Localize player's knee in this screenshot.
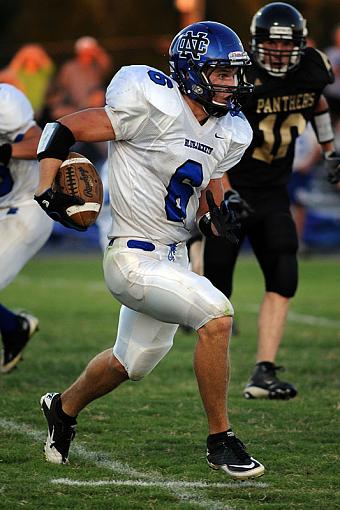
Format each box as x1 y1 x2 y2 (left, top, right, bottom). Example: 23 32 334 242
212 294 234 321
124 340 173 381
266 253 298 298
195 293 234 332
110 354 128 375
202 314 233 336
219 295 234 318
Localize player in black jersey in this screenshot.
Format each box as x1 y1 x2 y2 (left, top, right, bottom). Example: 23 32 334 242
203 2 340 400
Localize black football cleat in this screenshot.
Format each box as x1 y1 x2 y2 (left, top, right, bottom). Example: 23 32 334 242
1 312 39 374
243 362 297 400
207 430 265 479
40 392 77 464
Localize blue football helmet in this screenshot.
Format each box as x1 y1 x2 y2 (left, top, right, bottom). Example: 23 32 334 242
169 21 252 117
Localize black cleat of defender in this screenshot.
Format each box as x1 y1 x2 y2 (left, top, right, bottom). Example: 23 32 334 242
1 312 39 374
40 392 76 464
207 430 265 480
243 362 297 400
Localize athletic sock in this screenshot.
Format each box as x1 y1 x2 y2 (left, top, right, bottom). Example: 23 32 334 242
207 429 233 447
55 395 77 425
256 361 275 369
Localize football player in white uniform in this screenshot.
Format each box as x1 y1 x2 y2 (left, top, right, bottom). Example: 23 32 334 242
35 22 265 479
0 84 53 373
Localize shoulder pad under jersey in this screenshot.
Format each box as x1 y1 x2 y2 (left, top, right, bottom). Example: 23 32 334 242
106 65 182 118
140 65 183 117
218 111 253 145
301 47 334 85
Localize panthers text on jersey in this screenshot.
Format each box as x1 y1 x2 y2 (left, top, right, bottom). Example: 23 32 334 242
0 84 39 208
104 65 252 244
228 47 334 191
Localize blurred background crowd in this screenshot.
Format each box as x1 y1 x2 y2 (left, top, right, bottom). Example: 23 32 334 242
1 0 340 253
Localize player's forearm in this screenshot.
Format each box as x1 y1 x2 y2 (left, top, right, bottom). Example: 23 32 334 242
197 179 224 220
11 125 42 160
36 158 63 194
320 140 335 155
222 172 232 192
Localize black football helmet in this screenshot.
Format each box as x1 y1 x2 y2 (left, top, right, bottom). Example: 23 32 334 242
250 2 307 77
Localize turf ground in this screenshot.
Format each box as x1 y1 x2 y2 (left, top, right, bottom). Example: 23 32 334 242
0 253 339 510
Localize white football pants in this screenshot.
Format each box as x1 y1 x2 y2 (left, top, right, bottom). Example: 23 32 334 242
0 200 53 290
103 237 233 380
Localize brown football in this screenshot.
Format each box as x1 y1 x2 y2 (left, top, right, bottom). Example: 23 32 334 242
54 152 103 229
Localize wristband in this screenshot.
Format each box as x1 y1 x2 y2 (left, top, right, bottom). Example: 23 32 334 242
312 110 334 144
37 121 75 161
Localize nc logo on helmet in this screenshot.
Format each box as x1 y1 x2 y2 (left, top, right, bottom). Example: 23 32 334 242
178 31 209 60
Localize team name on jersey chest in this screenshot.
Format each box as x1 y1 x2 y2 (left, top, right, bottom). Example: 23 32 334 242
184 138 214 155
256 92 316 114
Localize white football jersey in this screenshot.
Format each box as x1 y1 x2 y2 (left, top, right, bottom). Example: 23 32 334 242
0 84 38 208
105 65 252 244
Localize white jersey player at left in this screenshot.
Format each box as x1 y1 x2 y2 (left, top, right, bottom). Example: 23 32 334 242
35 21 265 480
0 84 53 374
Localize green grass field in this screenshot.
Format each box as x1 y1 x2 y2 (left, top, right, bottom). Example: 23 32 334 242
0 253 339 510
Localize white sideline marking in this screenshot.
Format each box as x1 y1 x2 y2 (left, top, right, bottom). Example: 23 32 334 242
0 419 268 510
52 477 268 490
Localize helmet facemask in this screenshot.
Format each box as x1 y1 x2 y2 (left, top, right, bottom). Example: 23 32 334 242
252 35 306 77
170 56 252 117
199 61 253 116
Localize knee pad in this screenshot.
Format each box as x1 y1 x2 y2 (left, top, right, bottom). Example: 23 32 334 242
115 337 174 381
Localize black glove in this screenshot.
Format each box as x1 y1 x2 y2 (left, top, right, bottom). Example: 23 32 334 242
34 188 87 232
324 151 340 184
223 189 254 220
206 189 240 243
0 144 12 166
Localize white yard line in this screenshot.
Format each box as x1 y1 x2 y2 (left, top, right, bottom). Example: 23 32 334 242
0 418 268 510
52 477 268 489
